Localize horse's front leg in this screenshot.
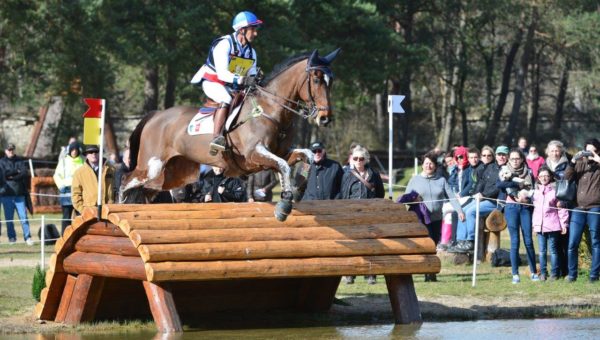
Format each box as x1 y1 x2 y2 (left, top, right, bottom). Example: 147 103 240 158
285 148 314 166
254 144 294 221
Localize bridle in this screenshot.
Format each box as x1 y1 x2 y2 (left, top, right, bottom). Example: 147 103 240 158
253 64 333 121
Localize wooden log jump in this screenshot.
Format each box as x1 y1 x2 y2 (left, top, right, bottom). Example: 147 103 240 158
35 199 440 333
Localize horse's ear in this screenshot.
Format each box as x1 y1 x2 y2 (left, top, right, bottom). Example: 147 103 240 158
323 48 341 64
308 50 320 67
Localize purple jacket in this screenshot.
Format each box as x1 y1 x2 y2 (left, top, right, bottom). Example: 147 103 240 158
531 183 569 233
398 191 432 225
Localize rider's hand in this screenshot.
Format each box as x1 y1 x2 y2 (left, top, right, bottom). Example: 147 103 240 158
243 75 257 87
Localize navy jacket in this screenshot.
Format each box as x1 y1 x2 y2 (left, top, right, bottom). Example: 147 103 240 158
302 158 344 201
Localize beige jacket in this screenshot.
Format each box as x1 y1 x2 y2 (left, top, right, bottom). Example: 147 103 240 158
71 161 115 213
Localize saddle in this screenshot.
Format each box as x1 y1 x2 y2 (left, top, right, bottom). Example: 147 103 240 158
188 91 246 136
200 91 245 115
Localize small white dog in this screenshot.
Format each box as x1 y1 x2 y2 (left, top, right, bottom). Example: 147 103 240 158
498 165 533 200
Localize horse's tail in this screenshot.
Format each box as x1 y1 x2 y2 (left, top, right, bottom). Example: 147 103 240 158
128 110 160 171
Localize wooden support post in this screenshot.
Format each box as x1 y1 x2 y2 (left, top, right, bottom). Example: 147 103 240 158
55 275 77 322
384 274 422 324
143 281 182 333
63 274 105 324
296 277 341 311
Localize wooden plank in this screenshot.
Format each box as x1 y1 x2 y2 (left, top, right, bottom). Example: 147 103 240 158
36 272 67 320
296 277 341 311
75 235 139 257
63 274 106 324
122 212 417 231
86 221 126 237
104 199 394 214
139 237 435 262
63 252 147 280
143 281 182 333
112 203 405 221
385 275 422 324
55 275 77 322
146 254 441 281
130 223 428 246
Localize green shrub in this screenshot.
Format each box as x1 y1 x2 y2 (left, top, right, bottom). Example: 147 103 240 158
32 265 46 302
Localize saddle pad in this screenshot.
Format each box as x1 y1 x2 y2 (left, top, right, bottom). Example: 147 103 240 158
187 110 214 136
187 105 243 136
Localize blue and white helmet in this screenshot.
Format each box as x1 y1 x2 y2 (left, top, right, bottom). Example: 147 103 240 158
232 11 263 31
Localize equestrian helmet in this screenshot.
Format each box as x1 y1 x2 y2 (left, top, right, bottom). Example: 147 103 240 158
232 11 263 31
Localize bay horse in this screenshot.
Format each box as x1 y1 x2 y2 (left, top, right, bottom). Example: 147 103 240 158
120 49 340 221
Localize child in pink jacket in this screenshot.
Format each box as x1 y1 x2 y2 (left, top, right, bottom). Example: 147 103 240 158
532 167 569 280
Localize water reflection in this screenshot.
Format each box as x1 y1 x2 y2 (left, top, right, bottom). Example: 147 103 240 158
7 318 600 339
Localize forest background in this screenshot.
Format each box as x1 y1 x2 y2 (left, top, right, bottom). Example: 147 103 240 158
1 0 599 162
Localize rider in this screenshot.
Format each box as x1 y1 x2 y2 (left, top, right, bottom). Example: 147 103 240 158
190 11 262 154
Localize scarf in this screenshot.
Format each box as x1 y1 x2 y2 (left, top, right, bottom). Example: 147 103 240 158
545 155 568 172
508 161 532 188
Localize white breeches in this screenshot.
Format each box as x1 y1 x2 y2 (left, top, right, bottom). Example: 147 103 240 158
202 81 232 104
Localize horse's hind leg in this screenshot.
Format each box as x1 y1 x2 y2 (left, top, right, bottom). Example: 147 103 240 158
253 144 294 221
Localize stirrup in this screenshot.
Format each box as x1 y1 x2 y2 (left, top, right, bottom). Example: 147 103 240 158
209 136 226 155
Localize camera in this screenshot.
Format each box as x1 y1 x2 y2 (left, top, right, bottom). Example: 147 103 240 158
580 151 594 158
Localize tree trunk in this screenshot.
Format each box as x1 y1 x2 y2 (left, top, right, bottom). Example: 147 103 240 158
552 58 570 137
143 64 159 114
528 48 542 143
484 32 522 146
503 9 536 146
164 64 176 109
376 93 385 145
440 6 466 150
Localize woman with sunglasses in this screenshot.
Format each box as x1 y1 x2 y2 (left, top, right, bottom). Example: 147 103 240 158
340 145 384 285
496 148 538 284
405 152 465 281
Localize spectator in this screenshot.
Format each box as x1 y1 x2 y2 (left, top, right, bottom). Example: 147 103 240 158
406 152 465 281
544 139 571 276
450 145 508 253
0 144 34 245
71 145 115 214
53 142 84 234
497 148 538 283
177 165 210 203
341 145 385 200
526 145 545 180
58 136 78 160
440 146 474 250
564 138 600 283
340 145 384 284
301 141 343 201
247 169 278 202
517 136 528 155
439 151 456 179
532 167 569 281
113 148 131 201
202 166 247 203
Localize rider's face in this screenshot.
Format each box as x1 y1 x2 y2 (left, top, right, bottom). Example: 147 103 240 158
243 27 258 43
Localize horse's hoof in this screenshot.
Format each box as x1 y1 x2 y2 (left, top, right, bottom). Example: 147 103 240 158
274 200 292 222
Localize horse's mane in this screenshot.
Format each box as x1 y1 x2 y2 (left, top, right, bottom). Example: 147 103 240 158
262 52 311 85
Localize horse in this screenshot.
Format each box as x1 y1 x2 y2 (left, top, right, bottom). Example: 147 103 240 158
120 48 340 221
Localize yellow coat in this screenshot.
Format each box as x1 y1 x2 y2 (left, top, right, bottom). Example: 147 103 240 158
71 161 115 213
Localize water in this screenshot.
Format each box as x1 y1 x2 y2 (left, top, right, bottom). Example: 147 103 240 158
3 318 599 339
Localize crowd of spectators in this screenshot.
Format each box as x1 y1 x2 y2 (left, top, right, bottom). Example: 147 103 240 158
1 136 598 285
420 137 600 284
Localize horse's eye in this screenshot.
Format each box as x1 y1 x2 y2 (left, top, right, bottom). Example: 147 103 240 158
313 77 321 85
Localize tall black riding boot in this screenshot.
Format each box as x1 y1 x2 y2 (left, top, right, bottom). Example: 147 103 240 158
209 103 229 155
